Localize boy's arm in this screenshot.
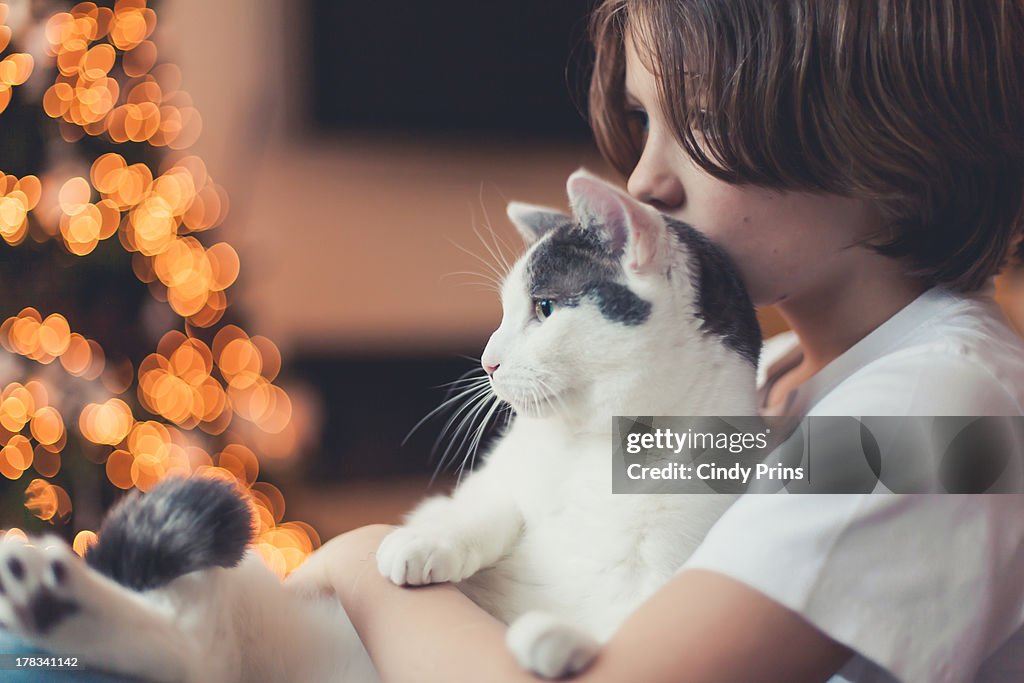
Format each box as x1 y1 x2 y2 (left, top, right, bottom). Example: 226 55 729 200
302 525 852 683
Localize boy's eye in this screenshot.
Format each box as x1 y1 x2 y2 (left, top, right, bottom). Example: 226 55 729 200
534 299 556 321
626 108 649 137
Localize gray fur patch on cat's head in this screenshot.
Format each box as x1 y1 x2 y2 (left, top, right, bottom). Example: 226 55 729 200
666 219 761 366
526 223 652 326
562 168 760 365
510 170 761 364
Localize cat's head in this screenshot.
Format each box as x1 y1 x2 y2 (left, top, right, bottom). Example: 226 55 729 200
482 169 761 428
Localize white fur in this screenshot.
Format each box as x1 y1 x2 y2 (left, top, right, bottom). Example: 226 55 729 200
0 539 374 682
379 170 757 676
0 170 756 681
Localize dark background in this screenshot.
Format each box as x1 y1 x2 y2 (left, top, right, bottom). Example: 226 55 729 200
309 0 595 140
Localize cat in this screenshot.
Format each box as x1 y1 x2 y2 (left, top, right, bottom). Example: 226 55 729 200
0 168 760 681
0 476 375 682
373 168 760 677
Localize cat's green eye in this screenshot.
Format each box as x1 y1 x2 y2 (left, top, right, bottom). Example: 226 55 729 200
534 299 556 321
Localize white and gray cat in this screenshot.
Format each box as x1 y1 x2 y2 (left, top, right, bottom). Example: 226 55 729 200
0 169 760 682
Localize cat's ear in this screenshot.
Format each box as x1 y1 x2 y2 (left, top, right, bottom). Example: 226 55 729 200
506 202 568 245
566 168 666 274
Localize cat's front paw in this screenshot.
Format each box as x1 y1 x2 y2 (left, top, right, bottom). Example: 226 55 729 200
506 611 601 679
376 527 481 586
0 537 81 639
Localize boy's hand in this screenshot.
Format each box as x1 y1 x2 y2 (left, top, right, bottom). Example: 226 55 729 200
285 524 396 598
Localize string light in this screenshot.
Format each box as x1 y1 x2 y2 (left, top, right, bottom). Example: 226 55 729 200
0 3 33 115
0 175 41 247
1 0 317 575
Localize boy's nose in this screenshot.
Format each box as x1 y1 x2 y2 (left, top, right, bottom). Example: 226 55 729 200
627 144 686 210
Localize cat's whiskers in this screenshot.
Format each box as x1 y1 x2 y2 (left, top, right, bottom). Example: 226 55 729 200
533 376 571 418
429 389 494 485
447 237 508 284
435 384 495 457
527 385 544 417
440 270 502 293
442 389 501 487
471 219 513 280
473 187 516 277
403 358 509 486
450 395 496 484
462 393 503 481
403 373 492 448
500 401 513 428
435 374 491 390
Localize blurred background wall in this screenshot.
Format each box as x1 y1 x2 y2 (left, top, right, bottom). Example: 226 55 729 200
158 0 625 502
163 0 602 351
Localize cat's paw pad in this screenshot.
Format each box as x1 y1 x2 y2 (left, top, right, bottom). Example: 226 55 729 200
0 537 81 637
376 528 479 586
506 611 600 679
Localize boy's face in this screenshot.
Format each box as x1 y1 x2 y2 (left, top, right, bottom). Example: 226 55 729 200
623 33 885 308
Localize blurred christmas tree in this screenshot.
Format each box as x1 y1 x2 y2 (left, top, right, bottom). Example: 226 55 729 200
0 0 318 576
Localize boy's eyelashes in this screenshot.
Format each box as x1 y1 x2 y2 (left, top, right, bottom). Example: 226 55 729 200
625 106 708 137
626 107 650 140
627 107 649 129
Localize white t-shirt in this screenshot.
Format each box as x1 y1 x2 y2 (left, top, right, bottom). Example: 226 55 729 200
682 286 1024 682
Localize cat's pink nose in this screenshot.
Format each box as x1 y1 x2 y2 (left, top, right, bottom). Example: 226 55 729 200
483 362 500 376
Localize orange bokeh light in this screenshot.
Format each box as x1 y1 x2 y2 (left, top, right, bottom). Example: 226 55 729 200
32 443 62 478
6 0 313 573
73 530 99 556
30 406 65 446
80 398 134 445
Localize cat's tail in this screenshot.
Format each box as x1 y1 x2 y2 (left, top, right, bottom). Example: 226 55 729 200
84 476 254 591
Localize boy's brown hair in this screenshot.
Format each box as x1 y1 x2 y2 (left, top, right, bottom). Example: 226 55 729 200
589 0 1024 291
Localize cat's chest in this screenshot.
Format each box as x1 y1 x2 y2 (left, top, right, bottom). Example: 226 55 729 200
473 421 734 630
500 429 718 576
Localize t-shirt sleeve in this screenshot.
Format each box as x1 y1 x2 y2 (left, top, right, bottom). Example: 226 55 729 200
682 493 1024 683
